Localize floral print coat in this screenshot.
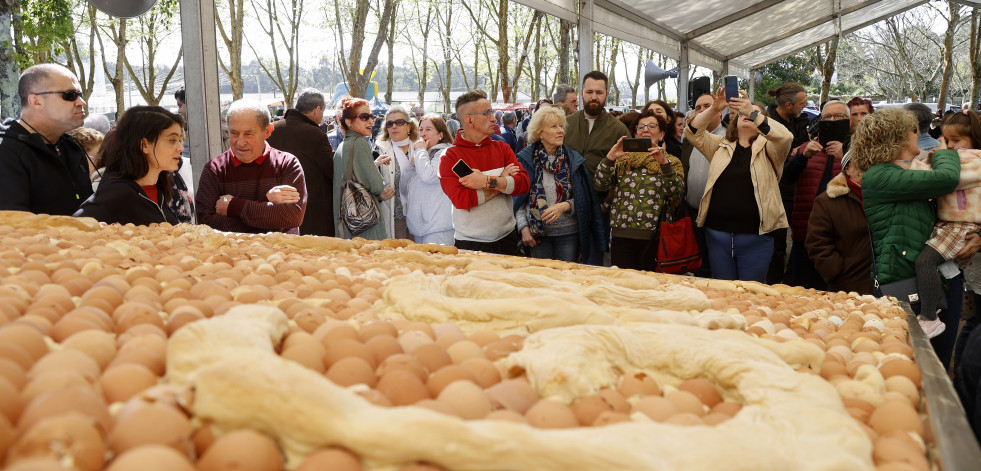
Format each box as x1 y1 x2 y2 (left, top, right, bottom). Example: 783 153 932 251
593 154 686 231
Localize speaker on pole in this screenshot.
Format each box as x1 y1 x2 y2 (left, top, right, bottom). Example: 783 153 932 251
644 61 678 91
87 0 158 18
687 77 711 110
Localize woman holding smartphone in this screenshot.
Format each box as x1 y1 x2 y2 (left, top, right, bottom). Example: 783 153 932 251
594 110 685 270
688 88 793 282
332 97 395 240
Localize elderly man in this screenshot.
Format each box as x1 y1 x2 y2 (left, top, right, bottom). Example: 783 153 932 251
196 99 307 234
782 100 852 290
439 89 529 255
267 88 334 237
564 71 630 180
500 111 519 153
0 63 92 215
552 84 579 116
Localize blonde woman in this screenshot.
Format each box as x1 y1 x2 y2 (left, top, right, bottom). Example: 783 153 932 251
514 106 606 264
376 105 421 240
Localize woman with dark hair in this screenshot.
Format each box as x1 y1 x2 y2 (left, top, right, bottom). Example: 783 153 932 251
642 99 681 159
74 106 184 225
332 97 394 240
595 110 684 270
407 114 455 245
688 88 793 282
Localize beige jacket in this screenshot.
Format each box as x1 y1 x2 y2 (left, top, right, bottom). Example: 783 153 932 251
689 118 793 235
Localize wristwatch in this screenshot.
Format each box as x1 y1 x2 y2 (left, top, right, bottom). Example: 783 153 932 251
748 110 760 122
488 176 498 189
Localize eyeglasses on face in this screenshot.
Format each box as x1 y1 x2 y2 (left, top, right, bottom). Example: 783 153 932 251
386 119 408 128
356 113 374 122
34 90 83 101
636 124 659 131
822 113 849 120
467 108 495 118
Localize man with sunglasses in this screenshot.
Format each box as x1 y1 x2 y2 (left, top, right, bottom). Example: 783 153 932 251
0 63 93 216
439 89 529 255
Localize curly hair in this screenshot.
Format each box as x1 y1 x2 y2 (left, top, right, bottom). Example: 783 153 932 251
635 110 669 139
850 108 918 171
526 105 566 144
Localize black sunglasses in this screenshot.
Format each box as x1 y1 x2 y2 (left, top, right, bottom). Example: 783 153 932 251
356 112 374 122
386 119 408 128
34 90 83 101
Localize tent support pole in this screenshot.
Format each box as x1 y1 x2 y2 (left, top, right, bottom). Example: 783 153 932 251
180 0 224 189
677 41 690 113
577 0 594 90
748 68 756 102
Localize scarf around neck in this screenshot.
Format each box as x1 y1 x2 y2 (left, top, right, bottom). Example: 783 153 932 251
527 142 572 238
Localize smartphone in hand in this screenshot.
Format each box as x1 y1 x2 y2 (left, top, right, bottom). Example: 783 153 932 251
623 138 653 153
452 159 474 178
723 75 739 102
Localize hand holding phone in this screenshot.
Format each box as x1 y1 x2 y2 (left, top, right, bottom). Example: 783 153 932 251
622 138 652 153
723 75 739 102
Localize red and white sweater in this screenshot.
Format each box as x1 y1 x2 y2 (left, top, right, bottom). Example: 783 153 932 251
438 134 529 242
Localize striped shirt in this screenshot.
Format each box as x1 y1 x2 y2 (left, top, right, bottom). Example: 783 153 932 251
195 143 307 234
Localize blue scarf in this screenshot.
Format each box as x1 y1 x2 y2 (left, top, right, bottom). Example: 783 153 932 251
527 142 572 238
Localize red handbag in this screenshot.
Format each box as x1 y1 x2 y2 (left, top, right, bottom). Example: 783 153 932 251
654 215 702 274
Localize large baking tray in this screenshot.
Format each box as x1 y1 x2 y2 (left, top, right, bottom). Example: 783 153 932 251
905 304 981 470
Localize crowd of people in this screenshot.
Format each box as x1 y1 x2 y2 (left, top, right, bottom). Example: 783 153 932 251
3 63 981 441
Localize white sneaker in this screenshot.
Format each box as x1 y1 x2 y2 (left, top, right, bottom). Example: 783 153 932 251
917 316 946 339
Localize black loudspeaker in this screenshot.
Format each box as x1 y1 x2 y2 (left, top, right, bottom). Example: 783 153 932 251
688 77 711 110
87 0 157 18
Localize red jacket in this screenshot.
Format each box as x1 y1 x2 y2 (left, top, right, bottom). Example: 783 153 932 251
790 145 842 242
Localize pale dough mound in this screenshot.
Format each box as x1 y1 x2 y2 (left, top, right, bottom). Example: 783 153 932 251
168 305 873 471
377 270 712 335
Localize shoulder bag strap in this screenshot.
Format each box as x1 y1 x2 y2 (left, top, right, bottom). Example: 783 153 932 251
866 224 882 293
344 137 357 184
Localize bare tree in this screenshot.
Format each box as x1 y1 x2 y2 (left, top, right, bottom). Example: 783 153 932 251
94 14 127 114
811 37 839 104
432 0 462 111
216 0 247 99
123 0 183 106
971 7 981 108
384 0 399 103
461 0 541 102
247 0 304 108
330 0 396 98
936 2 967 111
620 43 643 108
404 0 435 106
61 2 98 113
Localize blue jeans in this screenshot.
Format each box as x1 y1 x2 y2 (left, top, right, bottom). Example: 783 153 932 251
705 228 773 283
531 233 579 263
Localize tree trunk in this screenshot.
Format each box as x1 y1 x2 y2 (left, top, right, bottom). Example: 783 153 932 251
503 11 542 103
346 0 395 98
215 0 245 99
937 3 962 113
61 5 98 114
608 39 620 106
819 36 839 104
385 1 397 103
441 6 452 112
971 7 981 109
416 2 434 107
531 18 541 100
96 16 127 115
0 2 20 117
559 19 570 85
247 0 303 108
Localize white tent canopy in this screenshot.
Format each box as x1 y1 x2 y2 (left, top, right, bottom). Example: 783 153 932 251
177 0 948 180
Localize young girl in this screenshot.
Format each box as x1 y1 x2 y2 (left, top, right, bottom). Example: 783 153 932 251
914 109 981 338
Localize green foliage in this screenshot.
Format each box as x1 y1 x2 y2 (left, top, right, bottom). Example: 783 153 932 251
753 53 815 103
15 0 74 67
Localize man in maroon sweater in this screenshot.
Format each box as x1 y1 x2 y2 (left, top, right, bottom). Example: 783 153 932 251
196 99 307 234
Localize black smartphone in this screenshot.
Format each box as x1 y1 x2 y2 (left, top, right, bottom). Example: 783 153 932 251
817 119 850 147
724 75 739 101
623 138 652 153
452 159 474 178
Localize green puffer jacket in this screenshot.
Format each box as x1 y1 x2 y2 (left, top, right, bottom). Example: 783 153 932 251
863 149 960 285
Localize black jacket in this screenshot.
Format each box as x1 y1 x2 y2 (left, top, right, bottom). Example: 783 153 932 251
768 105 812 212
267 109 335 236
0 118 94 215
74 171 178 226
